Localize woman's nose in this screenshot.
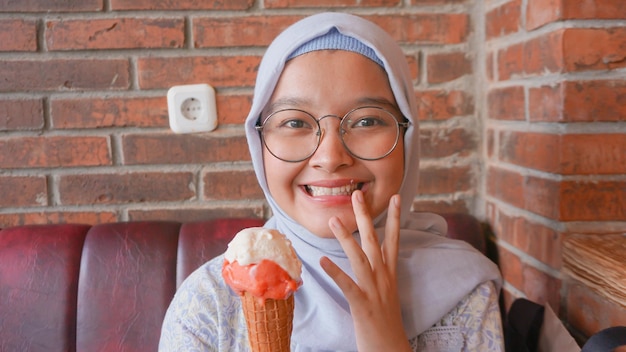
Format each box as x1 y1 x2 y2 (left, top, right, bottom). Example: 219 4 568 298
308 117 354 172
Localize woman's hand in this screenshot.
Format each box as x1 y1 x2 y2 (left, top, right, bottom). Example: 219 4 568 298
320 190 412 352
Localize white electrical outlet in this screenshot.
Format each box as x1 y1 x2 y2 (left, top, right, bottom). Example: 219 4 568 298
167 83 218 133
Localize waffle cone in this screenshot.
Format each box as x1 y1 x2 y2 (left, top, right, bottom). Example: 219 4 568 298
241 292 294 352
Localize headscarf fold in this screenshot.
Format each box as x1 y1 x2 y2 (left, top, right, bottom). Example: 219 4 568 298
244 12 501 351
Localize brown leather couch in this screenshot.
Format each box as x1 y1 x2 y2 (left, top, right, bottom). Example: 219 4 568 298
0 214 483 352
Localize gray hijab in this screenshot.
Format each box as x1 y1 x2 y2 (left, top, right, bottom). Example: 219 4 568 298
244 12 501 351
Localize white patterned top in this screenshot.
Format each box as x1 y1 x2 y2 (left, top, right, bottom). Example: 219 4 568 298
159 255 504 352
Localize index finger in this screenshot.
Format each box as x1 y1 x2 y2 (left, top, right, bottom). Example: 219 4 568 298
351 190 384 272
382 194 401 278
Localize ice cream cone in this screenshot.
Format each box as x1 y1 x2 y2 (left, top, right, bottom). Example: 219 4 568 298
241 291 294 352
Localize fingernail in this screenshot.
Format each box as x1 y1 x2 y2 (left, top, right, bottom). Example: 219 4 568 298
320 256 329 268
329 216 340 229
393 194 400 207
354 190 363 203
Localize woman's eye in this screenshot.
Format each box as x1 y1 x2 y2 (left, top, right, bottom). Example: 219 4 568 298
281 119 311 129
351 116 382 128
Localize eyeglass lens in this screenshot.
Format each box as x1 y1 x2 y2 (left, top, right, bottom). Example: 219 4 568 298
260 107 403 162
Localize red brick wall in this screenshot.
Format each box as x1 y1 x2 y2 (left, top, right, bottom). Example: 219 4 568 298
0 2 475 225
485 0 626 338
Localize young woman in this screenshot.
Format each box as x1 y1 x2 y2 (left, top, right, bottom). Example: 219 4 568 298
160 12 503 351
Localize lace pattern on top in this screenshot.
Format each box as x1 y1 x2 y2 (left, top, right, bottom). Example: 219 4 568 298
159 258 503 352
410 326 463 352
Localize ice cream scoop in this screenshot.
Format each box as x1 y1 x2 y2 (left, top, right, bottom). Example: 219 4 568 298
223 227 301 299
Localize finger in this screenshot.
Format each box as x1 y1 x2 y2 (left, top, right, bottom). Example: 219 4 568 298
382 194 401 280
320 256 362 302
351 190 384 271
328 216 376 290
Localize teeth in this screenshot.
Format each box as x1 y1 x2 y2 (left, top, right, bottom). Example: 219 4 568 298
307 183 361 196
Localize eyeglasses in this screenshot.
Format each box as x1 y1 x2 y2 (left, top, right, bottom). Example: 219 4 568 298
255 106 410 162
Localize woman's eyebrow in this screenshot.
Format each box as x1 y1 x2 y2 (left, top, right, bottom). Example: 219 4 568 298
264 96 400 114
264 97 310 113
356 97 398 109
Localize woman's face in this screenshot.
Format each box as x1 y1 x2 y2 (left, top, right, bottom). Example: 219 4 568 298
263 50 405 238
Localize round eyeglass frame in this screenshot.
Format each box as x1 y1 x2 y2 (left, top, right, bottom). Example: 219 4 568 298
255 106 411 163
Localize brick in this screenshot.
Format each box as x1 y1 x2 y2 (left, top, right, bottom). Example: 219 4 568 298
530 80 626 122
528 84 564 122
560 180 626 221
498 131 561 173
418 165 473 195
265 0 399 7
406 54 420 84
487 167 561 219
194 16 301 48
411 0 466 3
0 212 118 228
216 94 252 125
122 133 250 165
203 170 264 200
0 176 47 207
51 97 168 129
563 80 626 122
0 136 111 169
529 0 626 29
561 134 626 175
426 51 472 84
0 59 129 92
526 0 561 30
486 0 522 39
497 246 524 290
497 30 564 80
368 14 469 44
495 211 563 269
128 207 264 222
0 99 44 131
487 167 525 210
59 172 195 205
563 0 626 20
523 30 564 75
565 281 626 337
415 90 474 121
498 131 626 175
0 0 102 12
419 127 477 159
411 199 469 214
496 244 561 309
497 42 524 80
111 0 253 10
46 18 184 50
492 175 625 221
0 19 37 51
487 86 525 120
563 28 626 72
523 176 561 219
138 56 260 90
522 264 561 310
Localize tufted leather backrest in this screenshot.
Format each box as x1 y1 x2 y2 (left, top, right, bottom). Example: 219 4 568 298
0 224 90 351
0 218 264 352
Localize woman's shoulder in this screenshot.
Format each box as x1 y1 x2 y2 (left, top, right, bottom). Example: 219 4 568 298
160 255 248 350
441 281 500 325
173 254 237 312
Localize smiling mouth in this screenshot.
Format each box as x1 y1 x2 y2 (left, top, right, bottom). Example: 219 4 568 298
304 182 364 196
